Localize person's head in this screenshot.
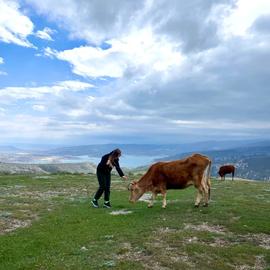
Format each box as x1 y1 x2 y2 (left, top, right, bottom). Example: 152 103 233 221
110 148 121 160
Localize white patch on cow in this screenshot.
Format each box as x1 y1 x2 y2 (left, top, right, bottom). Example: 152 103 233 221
110 210 132 215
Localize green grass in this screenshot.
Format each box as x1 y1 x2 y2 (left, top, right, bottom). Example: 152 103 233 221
0 174 269 269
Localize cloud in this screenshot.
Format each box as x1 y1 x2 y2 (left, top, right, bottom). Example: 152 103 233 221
0 56 7 75
25 0 146 44
25 0 235 50
222 0 270 37
32 104 46 111
0 0 35 47
0 71 7 76
0 114 113 141
1 0 270 143
251 14 270 35
44 27 183 78
35 27 56 41
113 34 270 124
0 80 94 101
0 107 5 116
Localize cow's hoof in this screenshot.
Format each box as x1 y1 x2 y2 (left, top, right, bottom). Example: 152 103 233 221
203 203 208 207
162 206 166 209
147 205 153 208
194 204 199 208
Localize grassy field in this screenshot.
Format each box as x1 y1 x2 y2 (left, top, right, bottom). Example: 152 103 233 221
0 173 269 270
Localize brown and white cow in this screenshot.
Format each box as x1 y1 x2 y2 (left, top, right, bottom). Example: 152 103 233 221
218 165 235 181
128 153 212 208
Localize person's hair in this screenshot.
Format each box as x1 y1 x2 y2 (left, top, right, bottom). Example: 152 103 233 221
110 149 121 161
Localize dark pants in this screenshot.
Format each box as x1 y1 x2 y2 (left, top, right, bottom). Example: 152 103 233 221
94 170 111 202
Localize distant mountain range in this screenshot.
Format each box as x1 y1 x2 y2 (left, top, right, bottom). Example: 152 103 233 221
0 140 270 180
36 140 270 156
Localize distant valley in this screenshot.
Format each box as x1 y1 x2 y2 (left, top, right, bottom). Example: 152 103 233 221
0 140 270 180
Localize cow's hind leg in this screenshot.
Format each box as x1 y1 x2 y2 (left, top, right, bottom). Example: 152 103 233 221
148 192 157 208
161 191 167 209
195 187 203 207
202 183 209 207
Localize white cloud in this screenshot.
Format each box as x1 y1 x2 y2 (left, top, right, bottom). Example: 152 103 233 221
0 56 7 75
32 104 46 111
25 0 146 45
222 0 270 37
1 0 270 143
25 0 236 51
0 114 113 141
0 71 7 76
171 119 270 130
35 27 56 41
0 0 35 47
0 80 94 101
0 107 5 116
45 28 183 78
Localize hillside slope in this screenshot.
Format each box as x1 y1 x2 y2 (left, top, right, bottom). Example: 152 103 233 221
0 162 96 174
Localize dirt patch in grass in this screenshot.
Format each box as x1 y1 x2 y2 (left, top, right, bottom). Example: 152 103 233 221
0 217 35 234
183 223 270 250
116 242 173 270
184 222 227 234
138 193 152 203
0 185 88 234
1 186 88 199
110 210 133 215
158 227 178 234
243 233 270 250
237 255 267 270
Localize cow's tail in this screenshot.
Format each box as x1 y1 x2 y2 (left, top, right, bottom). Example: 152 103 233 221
206 159 212 200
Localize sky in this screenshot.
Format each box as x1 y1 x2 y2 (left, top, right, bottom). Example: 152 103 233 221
0 0 270 145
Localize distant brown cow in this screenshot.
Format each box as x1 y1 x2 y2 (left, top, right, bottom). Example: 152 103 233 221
218 165 235 180
128 153 212 208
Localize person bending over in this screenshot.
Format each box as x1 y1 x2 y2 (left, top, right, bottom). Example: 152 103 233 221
91 148 128 208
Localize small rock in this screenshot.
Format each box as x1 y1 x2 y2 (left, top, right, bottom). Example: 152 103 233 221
80 246 88 251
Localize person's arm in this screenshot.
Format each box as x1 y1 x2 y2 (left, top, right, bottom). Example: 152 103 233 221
114 158 125 178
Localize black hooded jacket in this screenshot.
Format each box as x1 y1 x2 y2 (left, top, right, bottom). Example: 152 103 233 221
97 152 124 177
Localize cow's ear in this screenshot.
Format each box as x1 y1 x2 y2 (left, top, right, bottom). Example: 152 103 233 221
127 183 132 190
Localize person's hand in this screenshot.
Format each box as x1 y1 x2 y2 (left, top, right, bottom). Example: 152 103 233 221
122 175 128 180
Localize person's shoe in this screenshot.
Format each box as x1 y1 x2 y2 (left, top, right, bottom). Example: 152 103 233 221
103 201 111 208
91 199 99 208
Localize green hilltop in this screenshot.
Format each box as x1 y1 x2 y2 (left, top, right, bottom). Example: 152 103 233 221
0 173 269 269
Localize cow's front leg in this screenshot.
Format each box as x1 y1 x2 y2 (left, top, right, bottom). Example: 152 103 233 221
161 192 167 208
148 192 156 208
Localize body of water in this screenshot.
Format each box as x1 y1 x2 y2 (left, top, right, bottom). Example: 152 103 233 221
63 154 165 168
5 153 166 168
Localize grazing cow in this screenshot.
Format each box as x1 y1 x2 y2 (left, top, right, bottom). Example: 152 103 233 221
218 165 235 181
128 153 211 208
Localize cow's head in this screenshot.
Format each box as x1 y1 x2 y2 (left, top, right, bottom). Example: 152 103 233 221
218 171 224 177
128 181 144 203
